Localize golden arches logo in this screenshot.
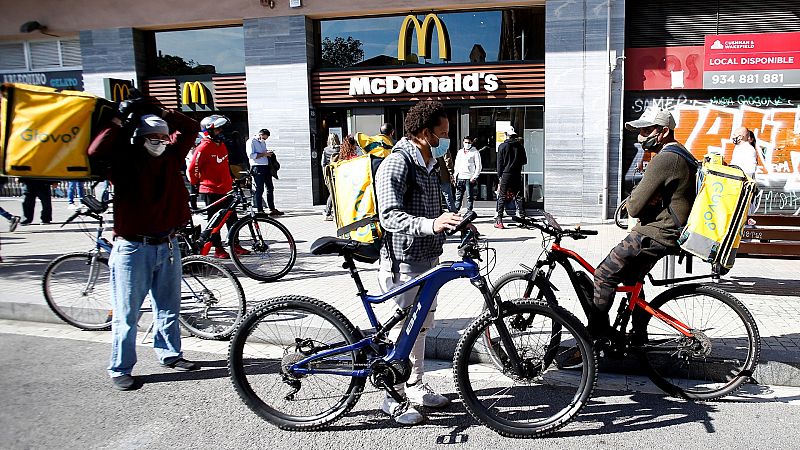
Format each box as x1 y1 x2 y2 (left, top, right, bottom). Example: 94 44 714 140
111 83 130 102
182 81 208 105
397 14 451 62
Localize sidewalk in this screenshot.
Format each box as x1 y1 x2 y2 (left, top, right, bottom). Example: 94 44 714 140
2 197 799 386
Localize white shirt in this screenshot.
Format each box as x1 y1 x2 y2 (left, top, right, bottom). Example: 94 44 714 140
247 136 270 166
729 142 758 179
454 145 482 180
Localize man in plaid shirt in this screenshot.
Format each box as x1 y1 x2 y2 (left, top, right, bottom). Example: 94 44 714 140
375 100 463 425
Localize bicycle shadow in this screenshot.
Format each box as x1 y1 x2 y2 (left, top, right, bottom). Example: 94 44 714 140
717 276 800 297
137 358 230 384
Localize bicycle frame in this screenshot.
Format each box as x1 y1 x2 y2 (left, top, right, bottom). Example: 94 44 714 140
186 183 253 256
289 258 490 378
536 242 695 339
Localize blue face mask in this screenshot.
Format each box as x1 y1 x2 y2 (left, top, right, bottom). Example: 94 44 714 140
429 136 450 159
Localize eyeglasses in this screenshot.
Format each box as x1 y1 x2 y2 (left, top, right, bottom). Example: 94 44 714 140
146 138 170 145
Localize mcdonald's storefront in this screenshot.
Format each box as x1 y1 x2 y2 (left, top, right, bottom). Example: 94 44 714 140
310 7 547 208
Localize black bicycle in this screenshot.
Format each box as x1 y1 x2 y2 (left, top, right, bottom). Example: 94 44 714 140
178 177 296 282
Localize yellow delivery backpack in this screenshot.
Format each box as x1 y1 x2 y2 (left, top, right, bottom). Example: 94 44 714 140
325 150 415 248
678 162 756 270
356 132 393 158
1 83 115 179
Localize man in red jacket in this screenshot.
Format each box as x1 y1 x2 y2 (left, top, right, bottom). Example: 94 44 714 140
188 115 248 259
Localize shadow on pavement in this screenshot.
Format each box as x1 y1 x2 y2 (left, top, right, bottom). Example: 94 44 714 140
719 276 800 297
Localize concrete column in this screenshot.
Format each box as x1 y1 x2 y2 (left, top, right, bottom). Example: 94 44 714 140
544 0 625 221
79 28 147 97
244 16 315 208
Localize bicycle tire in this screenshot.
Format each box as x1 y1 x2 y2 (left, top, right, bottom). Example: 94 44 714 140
228 214 296 282
454 298 597 438
228 296 367 430
632 284 760 400
179 256 246 340
42 252 112 331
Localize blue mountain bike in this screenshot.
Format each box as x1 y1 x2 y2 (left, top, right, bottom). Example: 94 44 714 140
228 213 597 438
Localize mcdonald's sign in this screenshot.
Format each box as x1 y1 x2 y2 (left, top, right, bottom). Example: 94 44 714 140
103 78 133 102
182 81 208 105
397 14 451 62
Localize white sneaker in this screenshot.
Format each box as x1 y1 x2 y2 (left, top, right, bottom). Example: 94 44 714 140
405 381 451 408
381 396 424 425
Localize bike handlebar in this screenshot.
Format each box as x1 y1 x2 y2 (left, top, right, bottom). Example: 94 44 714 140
512 215 597 239
446 210 478 236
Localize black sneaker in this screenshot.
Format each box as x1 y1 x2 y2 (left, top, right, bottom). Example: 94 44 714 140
111 374 141 391
8 216 20 232
161 357 200 372
555 346 584 369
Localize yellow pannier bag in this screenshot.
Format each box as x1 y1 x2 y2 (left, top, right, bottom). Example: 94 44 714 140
326 154 384 244
0 83 114 179
678 163 756 270
356 132 392 158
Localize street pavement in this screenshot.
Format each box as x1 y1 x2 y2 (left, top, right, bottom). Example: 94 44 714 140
1 321 800 449
1 196 800 388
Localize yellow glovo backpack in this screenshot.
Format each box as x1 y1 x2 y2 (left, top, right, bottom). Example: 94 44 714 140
678 156 756 272
1 83 115 179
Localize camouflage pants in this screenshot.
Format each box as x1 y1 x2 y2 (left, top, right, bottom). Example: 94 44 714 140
590 231 671 332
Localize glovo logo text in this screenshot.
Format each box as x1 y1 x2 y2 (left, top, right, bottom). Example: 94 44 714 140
182 81 208 105
397 14 450 62
704 181 724 231
111 83 131 102
19 126 81 144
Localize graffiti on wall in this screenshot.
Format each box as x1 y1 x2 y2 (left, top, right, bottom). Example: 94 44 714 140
629 95 800 215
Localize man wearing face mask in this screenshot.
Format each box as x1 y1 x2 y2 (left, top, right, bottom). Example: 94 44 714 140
375 100 464 425
585 107 696 347
91 108 202 390
729 126 758 179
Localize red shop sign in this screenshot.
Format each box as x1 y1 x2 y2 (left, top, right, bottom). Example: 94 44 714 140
704 32 800 72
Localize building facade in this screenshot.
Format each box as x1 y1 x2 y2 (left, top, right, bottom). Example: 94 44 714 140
25 1 800 219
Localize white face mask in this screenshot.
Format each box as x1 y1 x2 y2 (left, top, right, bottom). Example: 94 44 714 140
144 140 167 157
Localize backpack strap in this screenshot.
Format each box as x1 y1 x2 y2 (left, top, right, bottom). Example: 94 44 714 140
660 143 699 229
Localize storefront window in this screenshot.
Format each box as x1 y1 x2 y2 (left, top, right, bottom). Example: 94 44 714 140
318 8 544 69
151 27 244 76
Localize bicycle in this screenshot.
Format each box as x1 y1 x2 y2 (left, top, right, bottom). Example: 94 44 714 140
42 191 246 340
178 177 296 282
489 210 761 400
228 212 597 438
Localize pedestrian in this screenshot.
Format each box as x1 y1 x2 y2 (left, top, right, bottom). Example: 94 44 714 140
221 125 248 179
19 178 52 225
189 115 250 259
321 133 341 221
437 148 456 213
89 106 202 391
66 180 85 209
729 126 758 179
453 136 482 213
337 134 362 161
379 122 396 145
0 176 21 232
375 100 464 425
247 128 283 216
494 126 527 228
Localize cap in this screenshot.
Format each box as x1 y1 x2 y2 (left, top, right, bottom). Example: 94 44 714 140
134 114 169 136
504 125 517 136
625 107 676 131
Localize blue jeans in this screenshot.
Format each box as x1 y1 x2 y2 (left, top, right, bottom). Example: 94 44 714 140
108 238 183 377
454 178 476 212
251 165 275 211
440 180 456 213
67 181 85 204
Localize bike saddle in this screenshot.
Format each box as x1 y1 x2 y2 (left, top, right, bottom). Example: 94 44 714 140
310 237 380 264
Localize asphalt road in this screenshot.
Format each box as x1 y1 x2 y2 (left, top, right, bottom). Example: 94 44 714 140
2 332 799 450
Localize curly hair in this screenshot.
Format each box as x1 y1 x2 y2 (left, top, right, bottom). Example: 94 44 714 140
404 100 447 137
339 134 359 160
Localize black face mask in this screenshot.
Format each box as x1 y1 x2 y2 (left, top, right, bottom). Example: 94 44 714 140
637 130 660 150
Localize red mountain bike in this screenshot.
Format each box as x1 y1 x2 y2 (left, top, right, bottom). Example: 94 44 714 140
489 210 760 400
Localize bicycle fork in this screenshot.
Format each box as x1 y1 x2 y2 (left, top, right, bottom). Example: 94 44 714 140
475 277 533 378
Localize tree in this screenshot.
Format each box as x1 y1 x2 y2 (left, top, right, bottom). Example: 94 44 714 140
321 37 365 68
154 53 216 76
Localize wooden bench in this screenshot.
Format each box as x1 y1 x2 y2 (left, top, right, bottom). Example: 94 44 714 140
738 214 800 257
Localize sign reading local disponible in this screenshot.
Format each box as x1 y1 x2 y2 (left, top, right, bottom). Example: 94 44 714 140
703 32 800 89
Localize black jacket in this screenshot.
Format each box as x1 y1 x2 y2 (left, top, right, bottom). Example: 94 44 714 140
496 138 527 175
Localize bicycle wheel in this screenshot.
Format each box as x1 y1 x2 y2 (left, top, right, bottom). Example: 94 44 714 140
228 296 367 430
632 284 760 400
179 256 246 340
454 299 597 438
42 252 112 331
228 214 296 282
